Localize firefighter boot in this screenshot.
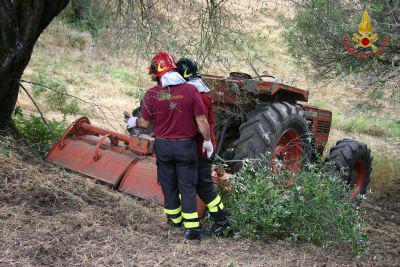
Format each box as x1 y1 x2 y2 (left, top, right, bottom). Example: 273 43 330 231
210 219 229 236
184 228 202 240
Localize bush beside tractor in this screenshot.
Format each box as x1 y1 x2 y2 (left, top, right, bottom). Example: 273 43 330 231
45 72 372 215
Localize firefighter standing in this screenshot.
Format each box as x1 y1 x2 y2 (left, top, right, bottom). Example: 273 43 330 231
176 58 229 235
127 52 213 240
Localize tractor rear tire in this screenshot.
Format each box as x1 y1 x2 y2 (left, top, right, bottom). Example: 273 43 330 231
327 139 372 196
232 102 312 172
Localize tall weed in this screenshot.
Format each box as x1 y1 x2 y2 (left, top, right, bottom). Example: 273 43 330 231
12 107 66 156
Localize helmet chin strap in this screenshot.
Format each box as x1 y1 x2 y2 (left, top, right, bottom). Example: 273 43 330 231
160 71 186 87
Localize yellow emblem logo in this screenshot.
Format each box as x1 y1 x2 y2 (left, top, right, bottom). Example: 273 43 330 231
352 11 378 50
183 68 192 78
343 10 388 58
157 64 167 73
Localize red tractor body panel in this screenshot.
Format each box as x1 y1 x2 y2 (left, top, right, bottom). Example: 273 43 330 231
203 74 308 105
302 105 332 152
202 74 331 152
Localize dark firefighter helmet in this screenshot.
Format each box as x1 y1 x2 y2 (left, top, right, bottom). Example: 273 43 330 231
176 58 201 81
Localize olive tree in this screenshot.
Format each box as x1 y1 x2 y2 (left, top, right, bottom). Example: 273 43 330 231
0 0 69 132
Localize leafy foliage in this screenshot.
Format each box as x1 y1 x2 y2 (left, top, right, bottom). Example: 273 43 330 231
281 0 399 110
222 161 367 254
12 107 66 156
63 0 111 37
111 70 136 85
31 74 82 115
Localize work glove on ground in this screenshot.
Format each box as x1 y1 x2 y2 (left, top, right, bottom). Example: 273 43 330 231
202 139 214 159
127 116 138 129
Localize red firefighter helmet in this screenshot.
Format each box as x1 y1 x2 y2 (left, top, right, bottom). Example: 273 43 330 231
148 52 177 78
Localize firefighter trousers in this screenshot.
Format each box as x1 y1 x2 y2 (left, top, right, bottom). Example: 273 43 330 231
154 138 199 229
197 156 227 222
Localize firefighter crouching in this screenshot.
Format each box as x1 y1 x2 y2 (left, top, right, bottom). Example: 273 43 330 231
126 52 213 240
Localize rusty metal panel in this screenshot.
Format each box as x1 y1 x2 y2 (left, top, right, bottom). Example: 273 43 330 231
118 157 163 203
118 157 207 217
302 105 332 151
45 137 135 186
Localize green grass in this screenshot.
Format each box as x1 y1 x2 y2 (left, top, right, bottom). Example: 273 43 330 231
370 155 400 194
309 101 400 138
124 87 146 100
110 70 136 85
29 74 83 116
333 115 400 138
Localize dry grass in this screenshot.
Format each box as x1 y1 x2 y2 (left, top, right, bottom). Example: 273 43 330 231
1 137 399 266
20 20 153 131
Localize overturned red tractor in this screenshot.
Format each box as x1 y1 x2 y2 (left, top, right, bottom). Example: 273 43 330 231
45 72 372 214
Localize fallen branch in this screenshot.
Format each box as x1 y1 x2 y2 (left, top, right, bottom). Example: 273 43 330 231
19 82 48 127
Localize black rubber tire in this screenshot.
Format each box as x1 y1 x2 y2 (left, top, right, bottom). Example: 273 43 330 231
232 102 312 172
327 139 372 195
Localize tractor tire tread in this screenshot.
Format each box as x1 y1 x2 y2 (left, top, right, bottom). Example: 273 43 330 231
327 139 372 195
232 102 312 172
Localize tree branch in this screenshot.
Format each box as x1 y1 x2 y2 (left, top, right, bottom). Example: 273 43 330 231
19 82 48 126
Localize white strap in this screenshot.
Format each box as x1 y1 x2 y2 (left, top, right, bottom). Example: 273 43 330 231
161 71 186 87
188 78 210 93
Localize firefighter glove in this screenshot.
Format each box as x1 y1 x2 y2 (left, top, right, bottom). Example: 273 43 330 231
202 139 214 159
127 116 138 129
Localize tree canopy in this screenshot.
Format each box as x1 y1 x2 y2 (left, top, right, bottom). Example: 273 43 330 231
282 0 399 110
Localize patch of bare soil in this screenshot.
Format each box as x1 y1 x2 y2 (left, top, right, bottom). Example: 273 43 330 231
0 139 399 266
361 183 400 264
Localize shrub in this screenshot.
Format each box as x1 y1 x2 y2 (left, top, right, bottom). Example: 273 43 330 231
31 74 48 97
61 0 111 37
44 83 68 111
222 160 367 254
12 107 66 156
30 74 82 115
61 99 81 115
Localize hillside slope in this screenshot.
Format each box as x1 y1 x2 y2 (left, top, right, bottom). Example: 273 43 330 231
1 138 399 266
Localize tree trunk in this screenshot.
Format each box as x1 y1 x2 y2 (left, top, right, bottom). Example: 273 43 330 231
0 0 69 132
